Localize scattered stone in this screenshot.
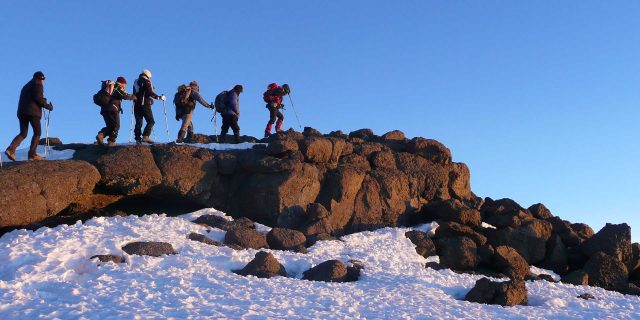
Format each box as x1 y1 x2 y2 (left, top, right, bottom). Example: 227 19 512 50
187 232 224 246
345 259 364 282
90 254 125 264
434 221 487 246
577 293 595 300
224 228 269 250
302 260 348 282
38 137 63 146
420 199 481 227
234 251 287 278
561 270 589 286
464 277 528 306
193 215 232 230
425 262 444 270
121 241 177 257
491 246 529 280
267 228 307 252
436 236 478 271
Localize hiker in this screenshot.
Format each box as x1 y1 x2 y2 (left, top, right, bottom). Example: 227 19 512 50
220 85 242 143
133 69 165 144
174 80 213 143
5 71 54 161
96 77 136 146
263 83 287 137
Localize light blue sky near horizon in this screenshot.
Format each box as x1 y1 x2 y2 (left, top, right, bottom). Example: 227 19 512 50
0 1 638 241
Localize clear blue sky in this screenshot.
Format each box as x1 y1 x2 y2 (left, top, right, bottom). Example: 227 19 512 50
1 1 638 241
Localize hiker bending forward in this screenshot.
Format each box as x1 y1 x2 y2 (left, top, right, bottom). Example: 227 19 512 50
96 77 136 146
175 81 212 143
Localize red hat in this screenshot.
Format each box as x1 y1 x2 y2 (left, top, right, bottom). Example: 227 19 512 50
116 76 127 84
268 83 278 90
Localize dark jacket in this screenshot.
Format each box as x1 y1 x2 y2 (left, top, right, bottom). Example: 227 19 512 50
133 75 159 107
104 85 135 113
179 89 209 114
224 90 239 117
17 79 48 118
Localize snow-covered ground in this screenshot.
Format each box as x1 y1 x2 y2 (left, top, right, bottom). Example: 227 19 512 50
0 209 638 319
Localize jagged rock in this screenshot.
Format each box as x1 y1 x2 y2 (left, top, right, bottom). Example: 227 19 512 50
300 137 333 163
528 203 553 220
407 137 451 165
224 228 268 249
302 260 348 282
419 199 481 227
306 233 338 247
267 228 307 252
577 293 595 300
193 215 232 230
96 145 162 195
314 167 366 234
436 236 478 271
338 153 371 171
477 244 495 266
348 128 375 140
405 230 437 258
447 163 472 200
38 137 63 146
425 262 444 270
187 232 224 246
215 152 238 175
380 130 406 141
631 243 640 276
266 139 299 156
238 150 299 173
353 142 385 158
567 246 590 271
486 219 552 264
228 217 256 230
327 130 348 139
492 246 529 280
235 251 287 278
541 235 569 274
153 145 217 201
465 277 528 306
276 206 306 229
369 151 397 170
561 270 589 285
433 221 487 246
548 217 583 247
581 223 633 268
303 127 322 137
345 260 364 282
0 160 100 228
481 198 529 228
570 223 594 240
582 252 628 291
90 254 126 264
121 241 177 257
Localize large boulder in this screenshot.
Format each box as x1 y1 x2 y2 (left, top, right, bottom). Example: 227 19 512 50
235 251 287 278
314 167 367 234
405 230 437 258
560 270 589 286
302 260 348 282
541 235 569 274
465 277 528 306
528 203 553 220
300 137 333 163
153 145 217 202
266 228 307 252
433 221 487 246
581 223 633 268
582 251 629 291
418 199 481 227
407 137 451 165
447 163 472 200
96 145 162 195
436 236 478 271
266 139 299 157
486 219 552 264
121 241 177 257
491 246 529 280
0 160 100 228
224 228 269 249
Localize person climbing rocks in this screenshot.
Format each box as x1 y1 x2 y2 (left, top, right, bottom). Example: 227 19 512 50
174 80 213 143
263 83 287 137
132 69 164 144
5 71 54 161
220 85 242 144
96 77 136 147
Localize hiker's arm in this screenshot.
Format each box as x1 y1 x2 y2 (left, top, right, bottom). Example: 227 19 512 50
193 91 210 108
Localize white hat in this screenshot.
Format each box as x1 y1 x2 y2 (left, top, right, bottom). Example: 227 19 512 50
142 69 152 79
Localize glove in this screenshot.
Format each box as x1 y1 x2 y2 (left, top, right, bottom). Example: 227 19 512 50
120 108 124 114
279 103 285 109
45 102 54 111
175 115 180 121
159 95 166 101
282 84 291 94
209 103 215 109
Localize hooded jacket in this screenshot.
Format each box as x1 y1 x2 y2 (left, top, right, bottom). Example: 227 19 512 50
17 79 48 118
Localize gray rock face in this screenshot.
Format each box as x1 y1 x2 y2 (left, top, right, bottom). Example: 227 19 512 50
0 160 100 228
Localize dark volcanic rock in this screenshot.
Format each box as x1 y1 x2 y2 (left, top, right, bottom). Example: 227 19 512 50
405 230 437 258
121 241 177 257
581 223 633 268
436 236 478 271
486 219 552 264
465 277 528 306
560 270 589 286
306 233 338 247
152 145 217 202
302 260 348 282
187 232 224 246
267 228 307 252
90 254 126 264
582 252 628 291
492 246 529 280
300 137 333 163
541 235 569 274
235 251 287 278
419 199 481 227
348 128 375 140
266 139 299 156
433 221 487 246
527 203 553 220
96 145 162 195
38 137 63 146
193 215 232 230
577 293 595 300
0 160 100 228
408 137 452 165
224 228 269 249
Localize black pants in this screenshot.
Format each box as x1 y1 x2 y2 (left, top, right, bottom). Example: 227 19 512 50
134 104 155 140
221 114 240 142
8 115 41 157
99 110 120 142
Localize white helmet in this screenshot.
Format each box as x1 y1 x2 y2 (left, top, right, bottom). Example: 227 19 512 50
142 69 152 79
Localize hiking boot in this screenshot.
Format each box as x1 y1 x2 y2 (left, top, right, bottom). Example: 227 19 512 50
4 149 16 161
264 131 271 138
96 132 105 146
142 136 154 144
28 154 45 161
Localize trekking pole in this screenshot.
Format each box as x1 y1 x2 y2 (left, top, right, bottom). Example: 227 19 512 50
211 110 218 143
287 94 302 129
44 110 51 158
162 97 170 142
129 102 135 144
